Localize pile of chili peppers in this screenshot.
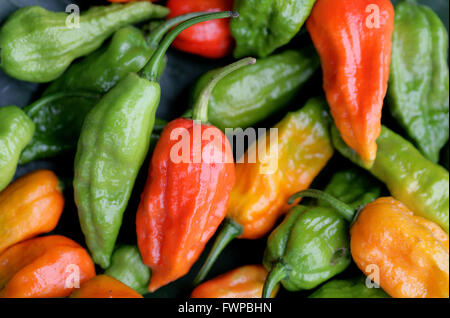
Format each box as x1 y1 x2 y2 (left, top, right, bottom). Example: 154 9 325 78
0 0 448 299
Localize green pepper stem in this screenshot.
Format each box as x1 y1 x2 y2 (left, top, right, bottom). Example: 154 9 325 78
193 218 243 286
192 57 256 123
140 11 238 82
262 262 286 298
288 189 355 222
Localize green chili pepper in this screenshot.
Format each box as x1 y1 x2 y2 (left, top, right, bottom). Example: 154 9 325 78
231 0 317 58
332 124 449 233
0 2 169 83
308 277 390 298
388 0 449 163
190 48 319 131
261 169 381 298
0 106 35 191
73 12 237 269
104 245 150 295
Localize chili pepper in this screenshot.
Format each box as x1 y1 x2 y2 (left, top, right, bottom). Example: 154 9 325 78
104 245 151 295
306 0 394 165
261 170 381 298
74 12 236 269
190 48 320 131
332 125 449 233
136 56 251 293
308 277 390 298
231 0 317 58
0 235 95 298
0 2 169 83
443 143 449 171
388 0 449 163
191 265 277 298
167 0 234 59
70 275 143 298
194 97 334 285
0 170 64 255
0 106 35 191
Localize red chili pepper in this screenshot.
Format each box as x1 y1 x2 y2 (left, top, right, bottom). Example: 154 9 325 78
166 0 234 58
136 57 255 292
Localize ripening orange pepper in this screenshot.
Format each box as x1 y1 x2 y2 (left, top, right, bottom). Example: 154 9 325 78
70 275 143 298
0 170 64 255
351 197 449 298
306 0 394 165
0 235 95 298
191 265 277 298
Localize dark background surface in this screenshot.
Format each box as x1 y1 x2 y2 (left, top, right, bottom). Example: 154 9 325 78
0 0 448 298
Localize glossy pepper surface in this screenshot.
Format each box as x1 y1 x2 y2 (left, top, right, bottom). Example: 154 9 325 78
191 48 320 131
0 2 169 83
261 170 381 298
191 265 277 298
307 0 394 165
194 97 334 284
0 106 35 191
231 0 317 58
0 235 95 298
388 0 449 163
351 197 449 298
0 170 64 255
136 58 249 292
70 275 143 298
74 12 236 270
104 245 151 295
167 0 234 59
309 277 390 298
332 125 450 233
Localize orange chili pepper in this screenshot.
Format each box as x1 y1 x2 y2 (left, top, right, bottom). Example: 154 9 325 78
306 0 394 165
351 197 449 298
0 170 64 255
70 275 143 298
191 265 277 298
0 235 95 298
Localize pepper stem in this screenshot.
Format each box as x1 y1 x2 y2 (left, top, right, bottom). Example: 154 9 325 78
140 11 238 82
193 218 243 286
192 57 256 123
262 262 286 298
288 189 355 222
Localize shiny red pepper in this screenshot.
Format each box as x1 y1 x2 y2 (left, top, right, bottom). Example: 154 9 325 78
136 57 255 292
166 0 234 58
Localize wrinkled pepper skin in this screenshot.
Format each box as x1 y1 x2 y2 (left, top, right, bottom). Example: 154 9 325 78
0 170 64 255
307 0 394 164
191 48 319 131
388 0 449 163
0 235 95 298
332 125 450 233
0 106 35 191
309 277 390 298
0 2 169 82
74 73 160 269
104 245 151 295
231 0 317 58
351 197 449 298
167 0 234 59
70 275 143 298
191 265 277 298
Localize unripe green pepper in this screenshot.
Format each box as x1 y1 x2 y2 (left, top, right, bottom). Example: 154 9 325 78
231 0 317 58
104 245 151 295
388 0 449 163
332 124 449 233
191 48 319 131
0 106 35 191
262 169 381 298
308 277 390 298
0 2 169 82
